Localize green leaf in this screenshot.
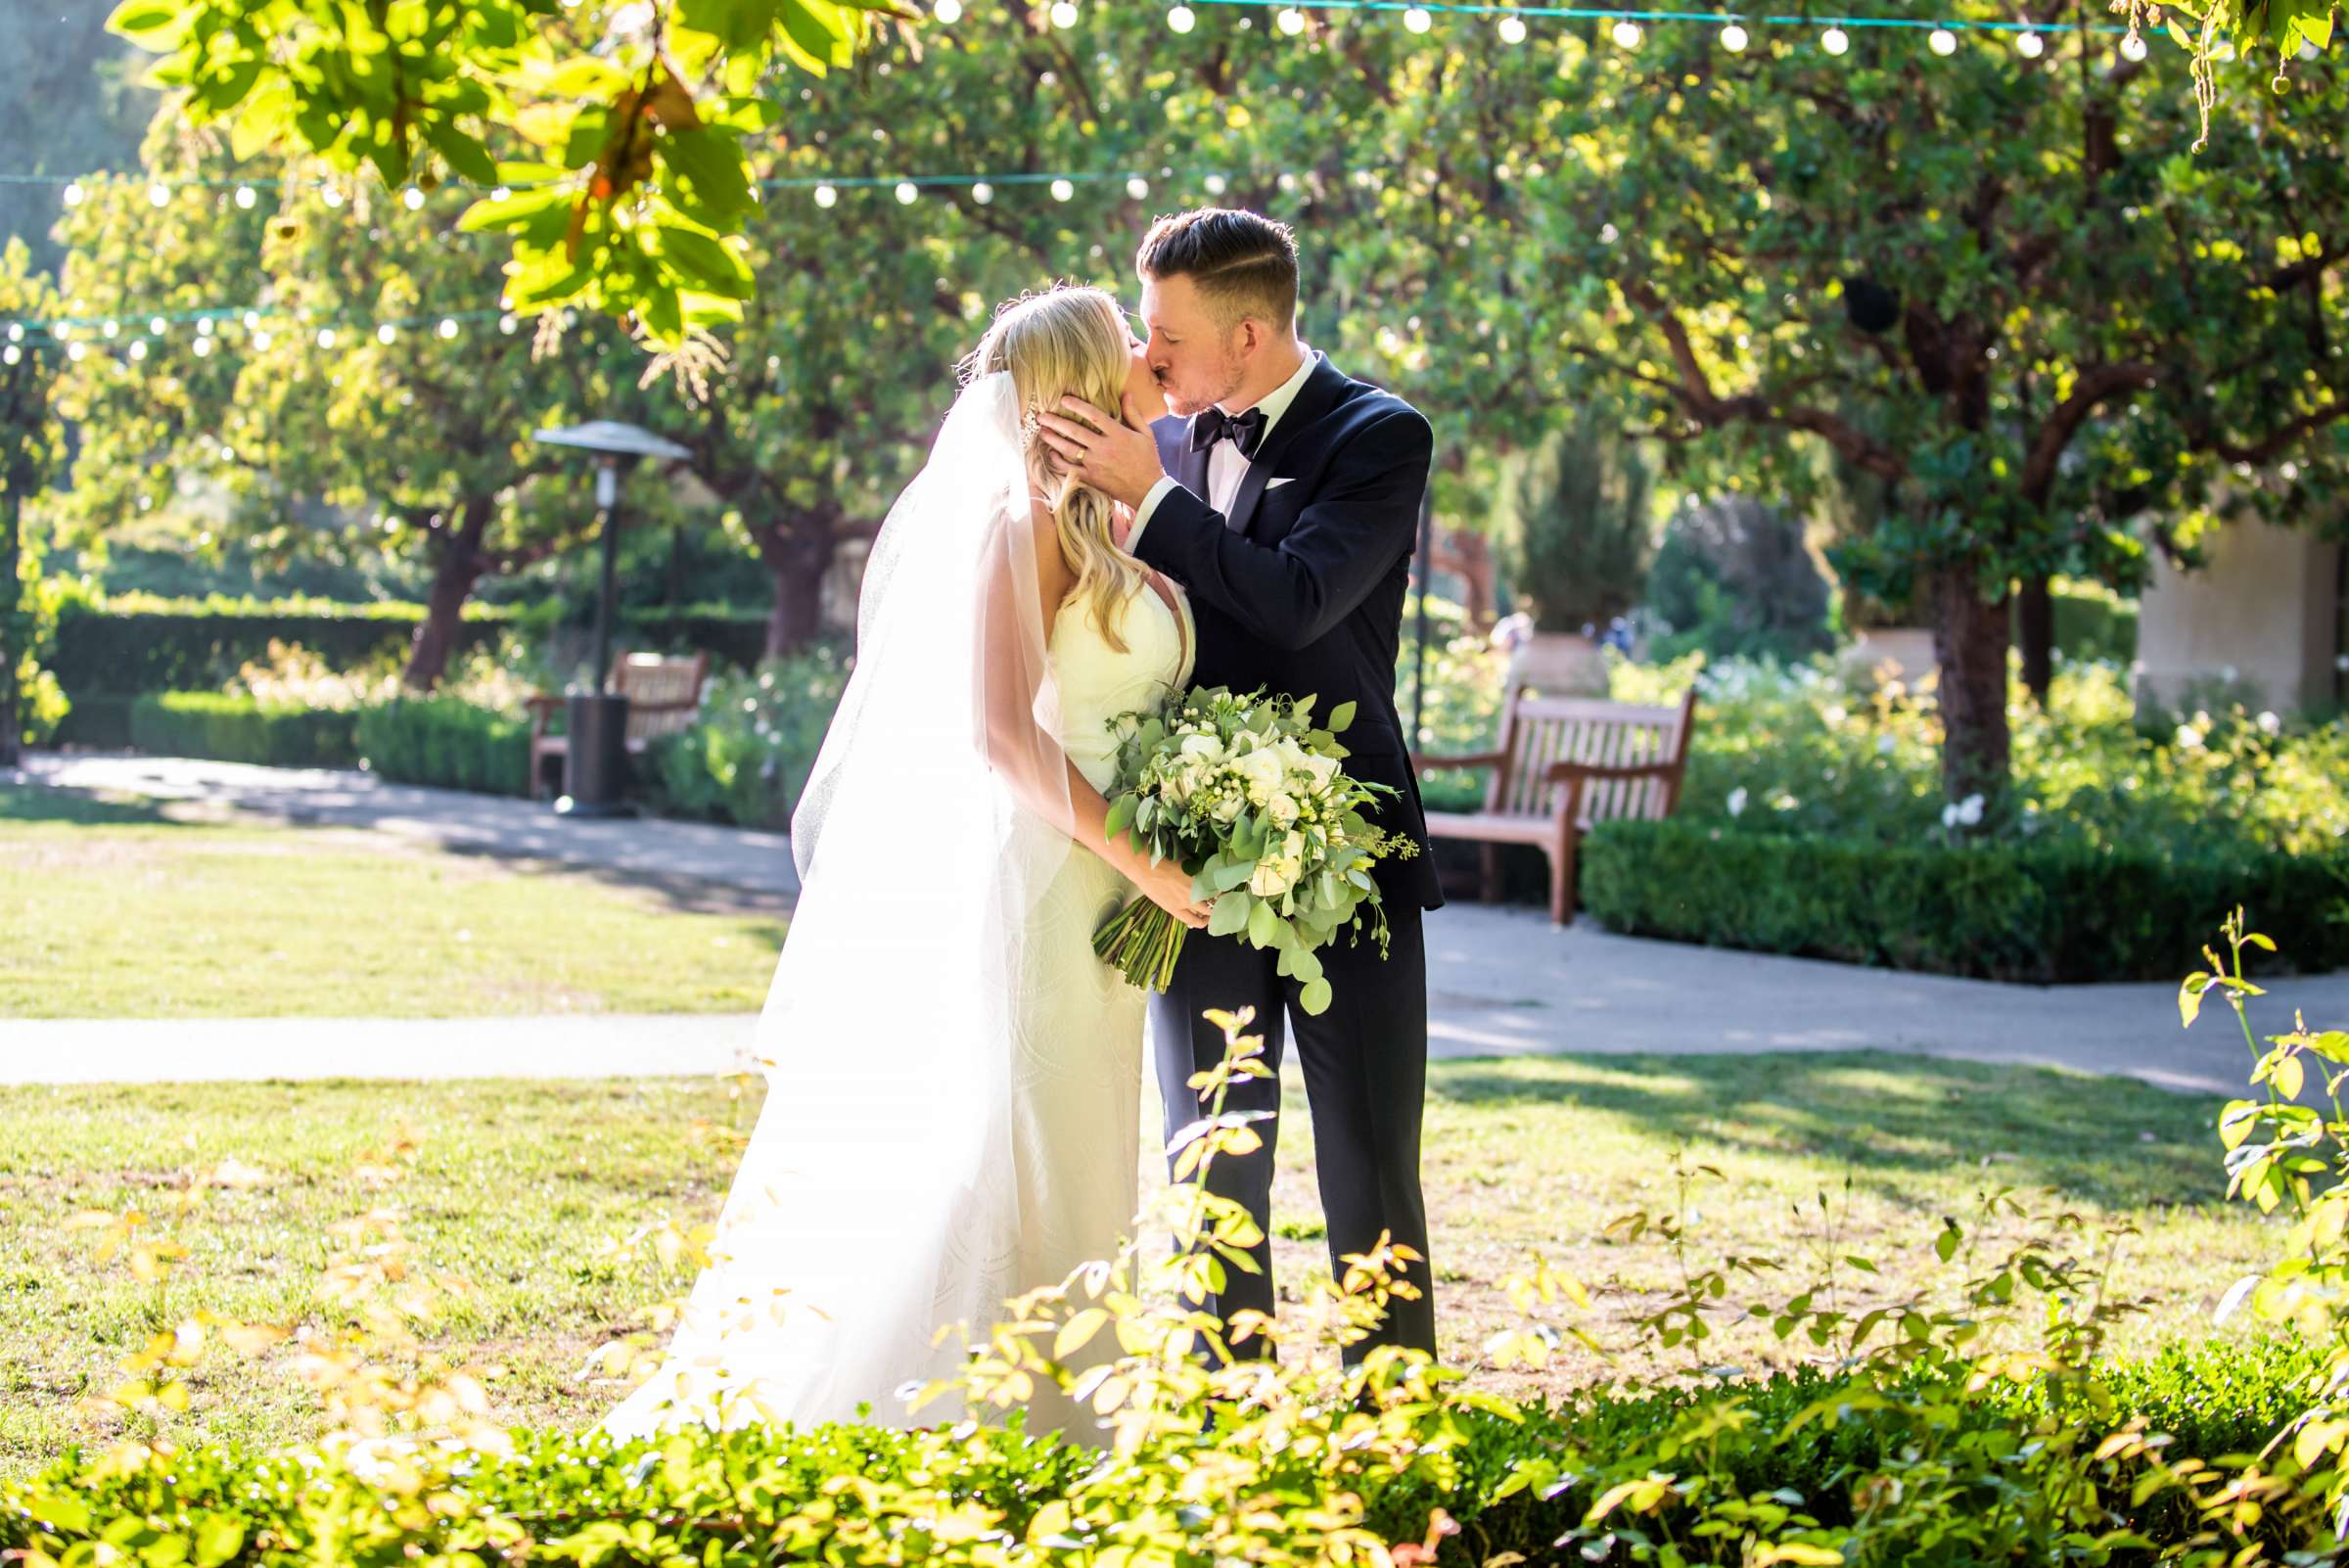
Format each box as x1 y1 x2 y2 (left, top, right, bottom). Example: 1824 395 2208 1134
1247 897 1279 947
194 1519 246 1568
1299 976 1333 1014
654 224 755 299
1326 700 1357 733
1211 858 1257 893
1209 890 1253 937
429 123 500 186
1103 794 1136 839
660 127 755 227
458 182 573 236
108 0 186 46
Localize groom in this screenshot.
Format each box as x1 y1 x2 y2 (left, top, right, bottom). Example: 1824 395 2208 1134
1037 208 1443 1361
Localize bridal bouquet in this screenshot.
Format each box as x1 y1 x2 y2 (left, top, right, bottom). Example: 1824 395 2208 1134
1091 685 1419 1015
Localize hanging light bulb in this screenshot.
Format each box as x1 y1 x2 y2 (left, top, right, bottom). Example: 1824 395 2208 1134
814 183 839 208
321 185 344 208
234 184 257 208
1050 177 1076 201
895 180 919 204
62 181 84 207
2120 30 2148 60
1168 3 1195 28
933 0 962 19
438 317 460 339
499 313 519 335
1127 175 1150 199
196 317 212 336
402 185 426 209
378 322 398 344
1049 0 1079 26
1821 25 1849 54
128 340 148 361
1276 6 1305 32
1929 26 1957 54
67 342 87 362
2 346 17 366
1612 18 1643 46
5 324 21 342
1720 22 1748 49
1497 14 1526 42
192 336 212 357
148 316 165 336
243 310 261 330
317 327 337 348
2015 27 2044 56
1402 5 1431 30
252 329 272 349
971 181 995 204
101 320 119 339
148 181 170 208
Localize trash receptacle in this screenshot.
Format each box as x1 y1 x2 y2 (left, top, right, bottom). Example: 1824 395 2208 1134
557 691 632 816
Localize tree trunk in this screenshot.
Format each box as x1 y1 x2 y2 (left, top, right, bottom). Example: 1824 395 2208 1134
404 509 488 692
756 522 835 663
2015 573 2053 704
1928 567 2012 806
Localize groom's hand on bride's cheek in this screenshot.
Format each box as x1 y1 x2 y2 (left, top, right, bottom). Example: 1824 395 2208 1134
1036 398 1164 512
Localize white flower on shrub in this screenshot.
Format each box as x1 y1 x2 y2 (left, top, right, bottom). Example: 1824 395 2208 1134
1727 787 1748 817
1941 793 1985 830
2175 723 2205 751
1265 791 1301 828
2258 711 2282 736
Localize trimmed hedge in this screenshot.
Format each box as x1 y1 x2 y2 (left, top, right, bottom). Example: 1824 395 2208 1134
50 594 515 699
0 1336 2322 1567
48 595 776 705
127 693 361 769
355 698 532 797
1581 817 2349 983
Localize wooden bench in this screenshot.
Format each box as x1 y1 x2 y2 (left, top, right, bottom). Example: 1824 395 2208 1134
1412 688 1698 924
527 650 712 800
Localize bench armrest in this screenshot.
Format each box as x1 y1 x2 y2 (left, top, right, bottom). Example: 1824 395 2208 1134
1411 749 1508 774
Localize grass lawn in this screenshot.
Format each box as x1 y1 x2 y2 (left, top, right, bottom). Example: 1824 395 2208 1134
0 784 787 1017
0 1047 2280 1478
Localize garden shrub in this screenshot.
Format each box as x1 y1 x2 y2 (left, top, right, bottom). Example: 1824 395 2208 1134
15 949 2349 1566
355 697 531 797
1582 818 2349 983
636 649 849 829
126 692 360 768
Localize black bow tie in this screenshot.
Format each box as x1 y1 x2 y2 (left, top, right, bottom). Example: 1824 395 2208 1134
1189 405 1269 460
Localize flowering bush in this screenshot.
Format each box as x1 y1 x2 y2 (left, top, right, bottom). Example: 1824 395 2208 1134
637 648 849 831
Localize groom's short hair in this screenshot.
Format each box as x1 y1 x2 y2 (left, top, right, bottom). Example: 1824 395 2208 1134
1137 208 1299 334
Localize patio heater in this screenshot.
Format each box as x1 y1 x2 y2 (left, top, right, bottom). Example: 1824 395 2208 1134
529 419 693 816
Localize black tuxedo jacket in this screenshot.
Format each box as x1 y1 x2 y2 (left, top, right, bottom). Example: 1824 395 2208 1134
1133 353 1445 912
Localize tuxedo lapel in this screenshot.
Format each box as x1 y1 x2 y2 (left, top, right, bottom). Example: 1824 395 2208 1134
1225 355 1348 539
1177 416 1211 501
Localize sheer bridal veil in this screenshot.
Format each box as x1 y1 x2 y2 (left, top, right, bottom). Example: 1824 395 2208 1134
600 370 1086 1439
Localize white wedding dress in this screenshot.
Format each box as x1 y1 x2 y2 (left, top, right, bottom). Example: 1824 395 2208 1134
600 373 1193 1450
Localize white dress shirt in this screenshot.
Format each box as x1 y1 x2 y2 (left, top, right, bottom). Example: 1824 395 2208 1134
1128 347 1320 549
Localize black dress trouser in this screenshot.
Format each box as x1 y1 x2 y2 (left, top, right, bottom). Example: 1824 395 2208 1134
1146 900 1434 1360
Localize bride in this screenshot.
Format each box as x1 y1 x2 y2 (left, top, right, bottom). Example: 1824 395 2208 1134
599 286 1208 1447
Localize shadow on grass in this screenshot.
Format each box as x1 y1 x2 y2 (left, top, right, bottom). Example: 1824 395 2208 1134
1430 1049 2228 1210
0 782 193 828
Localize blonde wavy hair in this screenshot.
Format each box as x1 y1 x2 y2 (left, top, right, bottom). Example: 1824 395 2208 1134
960 285 1151 653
